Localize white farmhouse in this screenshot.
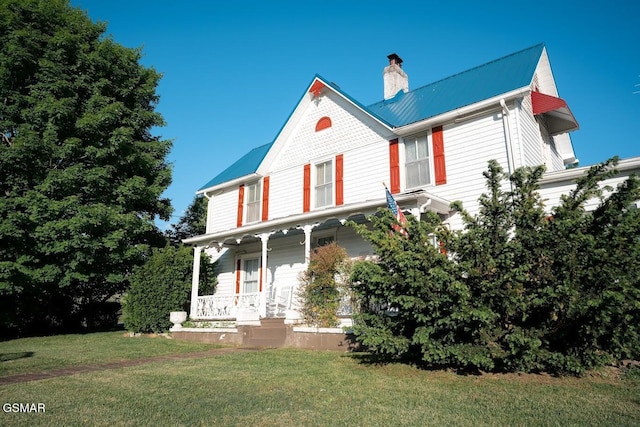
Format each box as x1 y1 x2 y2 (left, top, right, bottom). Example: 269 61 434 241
181 44 640 343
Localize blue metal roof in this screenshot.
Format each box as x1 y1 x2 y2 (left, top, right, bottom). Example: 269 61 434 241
366 44 544 126
198 44 544 191
198 142 273 191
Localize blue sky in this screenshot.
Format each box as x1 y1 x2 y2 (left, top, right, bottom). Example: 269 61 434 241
71 0 640 229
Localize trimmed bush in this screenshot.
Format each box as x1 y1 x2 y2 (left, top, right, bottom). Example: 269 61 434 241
123 245 214 333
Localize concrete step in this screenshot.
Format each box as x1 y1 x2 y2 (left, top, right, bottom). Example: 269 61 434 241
240 318 288 348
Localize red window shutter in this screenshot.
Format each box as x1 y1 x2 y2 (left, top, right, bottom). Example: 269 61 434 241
335 154 344 206
261 176 270 221
389 139 400 194
303 163 311 212
235 259 241 294
236 184 245 227
432 126 447 185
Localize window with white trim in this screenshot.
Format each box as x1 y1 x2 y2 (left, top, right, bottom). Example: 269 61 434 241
245 181 261 223
315 160 333 208
242 258 260 294
404 134 431 188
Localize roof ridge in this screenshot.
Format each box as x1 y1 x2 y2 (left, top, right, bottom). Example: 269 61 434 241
368 43 544 108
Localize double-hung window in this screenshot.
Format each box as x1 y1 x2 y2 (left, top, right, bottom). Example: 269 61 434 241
405 135 430 188
245 181 261 223
315 160 333 208
242 258 260 294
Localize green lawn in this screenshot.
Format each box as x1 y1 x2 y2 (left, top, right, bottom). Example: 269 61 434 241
1 333 639 426
0 331 218 377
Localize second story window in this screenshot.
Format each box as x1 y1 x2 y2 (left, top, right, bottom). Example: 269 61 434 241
405 135 430 188
315 160 333 208
245 181 261 223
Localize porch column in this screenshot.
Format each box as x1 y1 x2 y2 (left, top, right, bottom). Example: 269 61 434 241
302 224 313 264
259 233 270 318
189 246 202 319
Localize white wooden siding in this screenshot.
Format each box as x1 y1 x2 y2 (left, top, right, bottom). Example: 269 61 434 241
549 137 565 171
427 114 510 229
518 91 545 167
269 91 391 173
533 49 559 97
337 225 374 259
202 247 235 297
539 174 636 213
342 141 389 205
206 188 239 234
268 166 305 220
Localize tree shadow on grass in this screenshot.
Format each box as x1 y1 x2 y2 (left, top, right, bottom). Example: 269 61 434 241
0 352 34 362
345 351 487 376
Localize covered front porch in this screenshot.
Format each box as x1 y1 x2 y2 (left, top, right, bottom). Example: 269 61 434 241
183 191 451 326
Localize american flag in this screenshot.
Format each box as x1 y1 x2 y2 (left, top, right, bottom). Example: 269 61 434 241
385 186 408 236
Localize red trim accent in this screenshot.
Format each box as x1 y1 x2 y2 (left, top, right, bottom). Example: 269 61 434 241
432 126 446 185
261 176 270 221
531 91 567 114
236 184 245 227
335 154 344 206
303 164 311 212
389 139 400 194
315 116 332 132
235 259 241 294
309 80 325 97
259 265 263 292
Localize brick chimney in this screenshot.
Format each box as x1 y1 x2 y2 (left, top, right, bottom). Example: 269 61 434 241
383 53 408 100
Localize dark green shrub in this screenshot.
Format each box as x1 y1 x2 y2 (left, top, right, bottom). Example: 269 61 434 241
123 245 215 333
350 158 640 375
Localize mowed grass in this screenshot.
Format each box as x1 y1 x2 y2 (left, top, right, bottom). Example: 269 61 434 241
1 334 639 426
0 331 219 377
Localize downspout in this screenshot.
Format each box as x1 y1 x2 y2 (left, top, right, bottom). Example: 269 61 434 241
500 99 516 190
417 199 432 220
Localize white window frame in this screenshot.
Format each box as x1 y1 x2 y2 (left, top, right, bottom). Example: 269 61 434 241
240 254 261 295
245 180 261 224
314 159 334 209
403 133 432 190
313 229 337 249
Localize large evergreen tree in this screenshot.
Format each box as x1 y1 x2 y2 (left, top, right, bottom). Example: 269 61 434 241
0 0 172 336
351 158 640 374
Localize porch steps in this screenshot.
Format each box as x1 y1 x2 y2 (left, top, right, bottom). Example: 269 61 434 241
241 318 288 349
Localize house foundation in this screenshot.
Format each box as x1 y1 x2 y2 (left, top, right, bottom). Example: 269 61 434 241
171 318 358 351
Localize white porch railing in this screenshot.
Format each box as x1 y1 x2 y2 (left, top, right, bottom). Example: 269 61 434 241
194 293 260 319
194 290 355 320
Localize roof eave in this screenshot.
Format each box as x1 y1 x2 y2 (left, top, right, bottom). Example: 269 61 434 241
392 86 532 136
197 173 262 195
540 156 640 185
183 190 450 246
